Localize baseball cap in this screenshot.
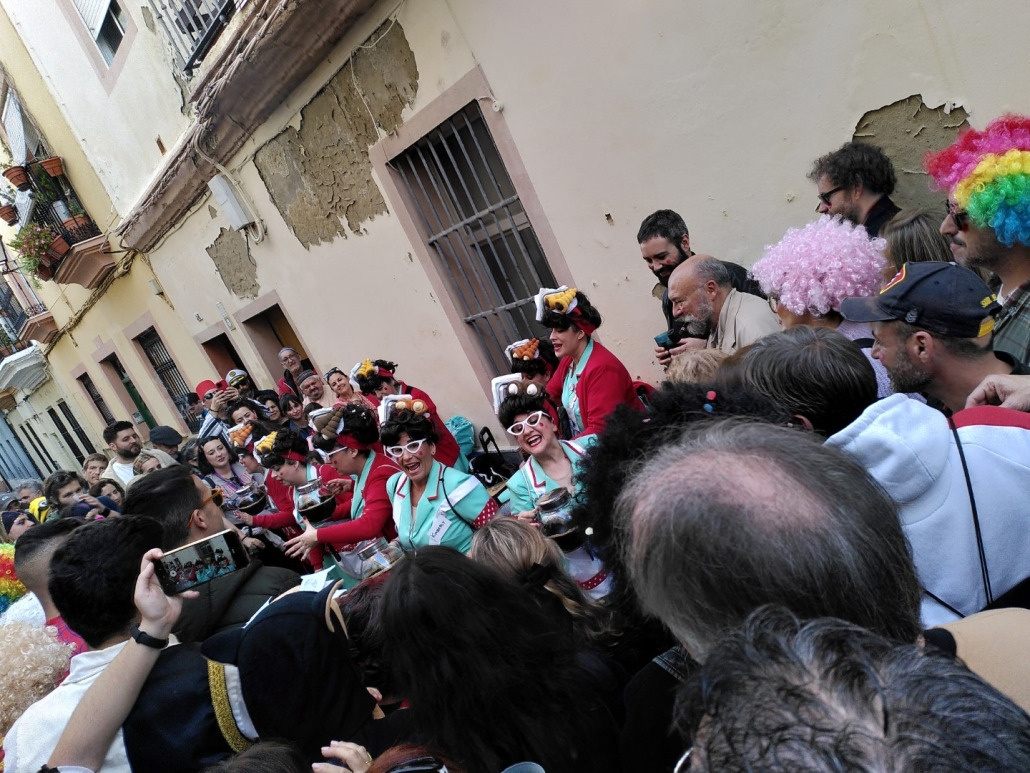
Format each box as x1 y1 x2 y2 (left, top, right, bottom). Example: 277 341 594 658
195 379 227 399
149 425 183 447
840 262 1001 339
226 369 250 388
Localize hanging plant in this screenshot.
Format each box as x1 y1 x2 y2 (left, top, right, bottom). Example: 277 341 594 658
9 222 66 280
2 165 30 191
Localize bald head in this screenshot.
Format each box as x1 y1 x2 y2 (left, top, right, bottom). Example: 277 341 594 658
615 420 922 660
667 256 732 337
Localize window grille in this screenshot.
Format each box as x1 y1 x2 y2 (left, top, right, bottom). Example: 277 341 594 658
48 407 84 464
58 400 96 456
137 327 200 432
391 102 558 375
22 423 57 473
79 373 116 425
146 0 238 73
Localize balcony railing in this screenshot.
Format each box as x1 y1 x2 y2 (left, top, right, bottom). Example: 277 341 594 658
147 0 239 74
23 164 101 271
0 281 26 336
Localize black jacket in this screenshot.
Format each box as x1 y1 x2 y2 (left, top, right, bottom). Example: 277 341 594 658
863 194 901 238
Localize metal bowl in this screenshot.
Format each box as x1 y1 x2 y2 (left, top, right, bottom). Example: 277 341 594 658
237 491 269 516
297 495 336 522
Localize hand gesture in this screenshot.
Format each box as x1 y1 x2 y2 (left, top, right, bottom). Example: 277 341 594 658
312 741 374 773
966 374 1030 410
136 549 198 640
284 520 319 558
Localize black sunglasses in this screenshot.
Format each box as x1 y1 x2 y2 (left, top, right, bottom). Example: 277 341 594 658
946 201 969 231
323 367 343 383
818 186 844 206
387 758 448 773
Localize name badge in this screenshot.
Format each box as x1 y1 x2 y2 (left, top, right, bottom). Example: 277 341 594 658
428 511 452 545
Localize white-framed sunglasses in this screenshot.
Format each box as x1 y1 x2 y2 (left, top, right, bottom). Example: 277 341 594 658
384 439 428 459
507 410 546 436
673 748 692 773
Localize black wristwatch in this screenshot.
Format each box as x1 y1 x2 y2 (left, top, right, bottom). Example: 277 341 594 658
130 624 169 649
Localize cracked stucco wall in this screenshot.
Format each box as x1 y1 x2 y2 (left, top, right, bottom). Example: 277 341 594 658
254 21 419 249
206 227 258 298
852 95 969 213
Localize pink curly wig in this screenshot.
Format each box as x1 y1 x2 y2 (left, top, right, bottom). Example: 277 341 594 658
752 216 887 317
924 114 1030 247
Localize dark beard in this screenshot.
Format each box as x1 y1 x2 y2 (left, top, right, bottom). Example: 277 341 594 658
887 351 931 394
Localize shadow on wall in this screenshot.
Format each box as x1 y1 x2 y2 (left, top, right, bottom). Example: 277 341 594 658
852 95 969 212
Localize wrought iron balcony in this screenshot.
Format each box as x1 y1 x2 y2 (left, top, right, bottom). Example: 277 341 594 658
24 163 102 257
147 0 238 74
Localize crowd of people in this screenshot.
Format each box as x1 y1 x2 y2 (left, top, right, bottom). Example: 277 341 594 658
2 115 1030 772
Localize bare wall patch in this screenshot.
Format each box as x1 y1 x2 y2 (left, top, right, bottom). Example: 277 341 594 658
852 95 969 213
206 227 259 299
254 21 419 249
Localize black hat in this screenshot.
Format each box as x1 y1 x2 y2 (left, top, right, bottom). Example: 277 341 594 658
149 425 183 447
840 262 1001 338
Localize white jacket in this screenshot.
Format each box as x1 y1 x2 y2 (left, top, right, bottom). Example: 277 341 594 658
827 394 1030 627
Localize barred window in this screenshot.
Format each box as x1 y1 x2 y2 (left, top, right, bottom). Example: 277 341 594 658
137 327 200 432
79 373 116 425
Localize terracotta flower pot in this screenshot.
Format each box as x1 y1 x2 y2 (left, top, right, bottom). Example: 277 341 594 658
0 204 18 226
40 156 64 178
62 215 91 232
47 234 70 261
36 263 55 281
2 165 30 191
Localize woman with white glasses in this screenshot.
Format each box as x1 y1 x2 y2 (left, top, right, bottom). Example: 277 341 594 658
499 385 610 599
383 408 497 553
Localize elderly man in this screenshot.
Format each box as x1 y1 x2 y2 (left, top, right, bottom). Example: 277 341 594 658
925 115 1030 366
841 261 1028 411
667 256 779 353
808 141 901 236
277 346 314 397
296 368 333 406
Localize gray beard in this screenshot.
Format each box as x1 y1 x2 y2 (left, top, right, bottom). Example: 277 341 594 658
887 351 932 394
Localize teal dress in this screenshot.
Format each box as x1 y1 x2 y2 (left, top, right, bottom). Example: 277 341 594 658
560 339 594 437
388 459 497 553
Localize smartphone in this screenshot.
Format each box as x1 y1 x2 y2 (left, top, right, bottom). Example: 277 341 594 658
152 529 250 595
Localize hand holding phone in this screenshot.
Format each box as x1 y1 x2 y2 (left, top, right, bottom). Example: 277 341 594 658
152 529 250 595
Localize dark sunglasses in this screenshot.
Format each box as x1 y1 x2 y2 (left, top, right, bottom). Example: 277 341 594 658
818 185 844 206
946 201 969 231
323 367 343 383
387 758 449 773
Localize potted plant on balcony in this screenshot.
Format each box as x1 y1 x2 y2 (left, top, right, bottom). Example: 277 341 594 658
60 200 91 236
40 156 64 178
2 165 30 191
0 188 17 226
9 222 69 280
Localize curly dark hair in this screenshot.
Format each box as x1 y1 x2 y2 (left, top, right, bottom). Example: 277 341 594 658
569 381 793 668
510 338 560 379
636 209 690 250
311 403 381 455
355 359 399 396
497 392 546 432
539 290 603 333
808 141 897 196
258 428 312 469
380 409 438 446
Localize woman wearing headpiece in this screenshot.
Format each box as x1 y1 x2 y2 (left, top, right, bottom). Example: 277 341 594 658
323 366 379 413
507 337 568 437
352 359 468 471
383 408 497 553
497 384 610 599
537 286 640 438
283 404 400 557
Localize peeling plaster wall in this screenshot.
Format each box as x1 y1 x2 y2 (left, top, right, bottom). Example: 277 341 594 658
853 96 969 213
206 227 259 299
254 21 419 248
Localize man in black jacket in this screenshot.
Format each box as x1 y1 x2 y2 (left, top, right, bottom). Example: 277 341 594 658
122 465 299 642
809 141 901 237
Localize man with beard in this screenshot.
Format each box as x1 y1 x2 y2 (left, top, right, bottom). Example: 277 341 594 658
840 262 1028 411
925 115 1030 367
101 421 143 486
637 209 763 365
808 142 901 237
667 256 779 354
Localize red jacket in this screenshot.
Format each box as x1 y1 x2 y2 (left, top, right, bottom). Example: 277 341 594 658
314 452 401 547
546 340 641 439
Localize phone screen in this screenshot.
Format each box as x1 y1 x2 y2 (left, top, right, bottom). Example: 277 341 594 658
153 529 250 595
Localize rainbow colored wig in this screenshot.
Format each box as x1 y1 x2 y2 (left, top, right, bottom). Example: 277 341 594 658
924 114 1030 247
0 542 28 615
752 215 886 317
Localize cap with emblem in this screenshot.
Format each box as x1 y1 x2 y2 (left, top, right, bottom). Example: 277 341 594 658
840 261 1001 339
225 369 250 388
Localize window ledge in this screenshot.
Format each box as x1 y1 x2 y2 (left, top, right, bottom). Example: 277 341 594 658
54 234 115 289
116 0 377 253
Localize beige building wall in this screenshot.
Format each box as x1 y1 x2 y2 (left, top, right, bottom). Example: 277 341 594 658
3 0 1030 436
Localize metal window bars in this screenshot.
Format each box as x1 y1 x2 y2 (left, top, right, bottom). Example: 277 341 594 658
147 0 238 74
48 406 85 464
0 280 27 337
79 373 116 426
137 327 201 431
58 400 97 455
392 103 558 376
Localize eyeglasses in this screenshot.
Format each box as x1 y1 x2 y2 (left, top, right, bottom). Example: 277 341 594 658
817 186 844 207
187 488 224 529
323 367 343 383
767 294 780 313
387 758 449 773
946 201 970 231
507 410 547 436
384 439 428 459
